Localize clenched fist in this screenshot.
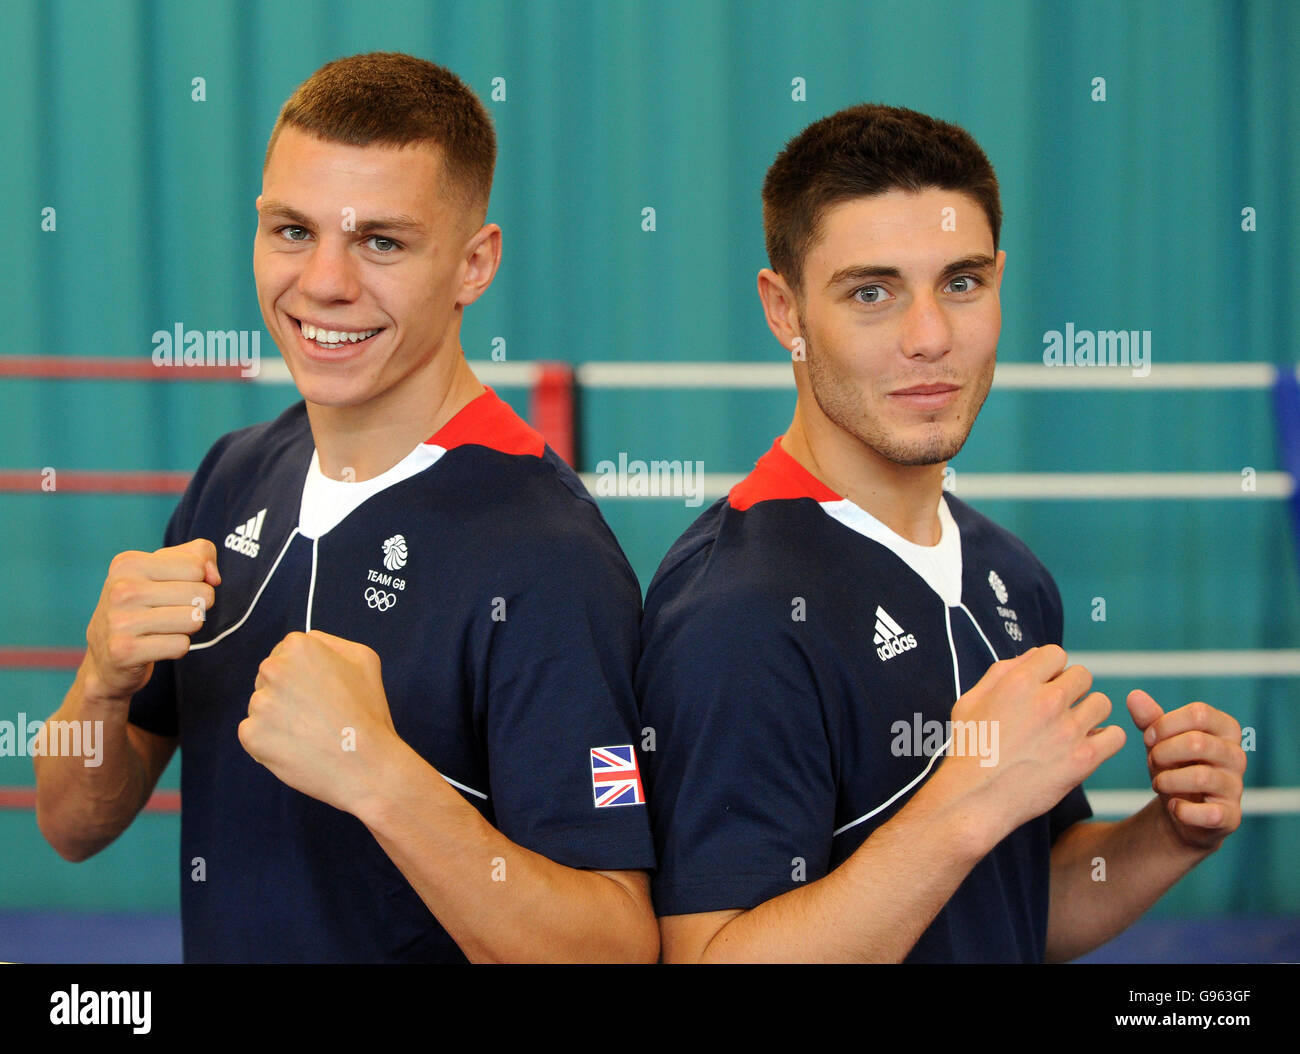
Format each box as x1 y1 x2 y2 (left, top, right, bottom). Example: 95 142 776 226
939 645 1126 843
1127 690 1246 852
238 630 403 813
85 538 220 703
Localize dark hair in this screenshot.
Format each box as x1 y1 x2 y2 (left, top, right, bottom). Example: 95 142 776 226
762 103 1001 295
265 52 496 225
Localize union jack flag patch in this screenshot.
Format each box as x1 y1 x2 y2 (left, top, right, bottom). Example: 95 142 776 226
590 745 645 808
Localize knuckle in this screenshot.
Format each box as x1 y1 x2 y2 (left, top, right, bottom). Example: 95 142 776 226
1040 643 1066 663
1004 668 1034 699
1189 701 1212 727
1088 691 1112 720
1069 739 1095 772
105 634 134 668
1039 680 1068 712
107 579 136 608
108 550 139 575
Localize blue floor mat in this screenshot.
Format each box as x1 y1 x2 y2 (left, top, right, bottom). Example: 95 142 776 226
0 911 181 963
2 911 1297 963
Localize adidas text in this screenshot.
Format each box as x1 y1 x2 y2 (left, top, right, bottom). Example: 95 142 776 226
224 533 259 557
876 634 918 661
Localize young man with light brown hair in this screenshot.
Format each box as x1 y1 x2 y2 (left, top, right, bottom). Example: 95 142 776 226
36 52 657 964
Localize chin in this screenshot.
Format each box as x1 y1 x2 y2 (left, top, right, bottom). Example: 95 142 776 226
885 449 960 468
866 424 972 467
288 375 370 409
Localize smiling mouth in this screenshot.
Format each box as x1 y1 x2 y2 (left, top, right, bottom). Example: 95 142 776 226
292 317 384 350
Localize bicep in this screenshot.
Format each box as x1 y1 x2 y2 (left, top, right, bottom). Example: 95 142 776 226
592 868 652 904
660 909 745 963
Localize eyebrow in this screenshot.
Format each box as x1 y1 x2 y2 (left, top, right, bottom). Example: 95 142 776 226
258 199 428 235
825 253 997 290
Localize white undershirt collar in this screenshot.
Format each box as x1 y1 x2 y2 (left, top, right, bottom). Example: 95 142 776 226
818 495 964 606
297 441 449 539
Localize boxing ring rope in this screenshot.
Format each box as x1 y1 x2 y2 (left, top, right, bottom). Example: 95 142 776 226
3 356 1295 500
2 354 1295 815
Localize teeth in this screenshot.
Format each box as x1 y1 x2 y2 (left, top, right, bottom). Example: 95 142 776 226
300 321 381 344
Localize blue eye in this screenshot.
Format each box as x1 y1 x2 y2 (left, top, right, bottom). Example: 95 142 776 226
277 226 310 242
947 275 982 293
368 236 400 253
852 284 891 305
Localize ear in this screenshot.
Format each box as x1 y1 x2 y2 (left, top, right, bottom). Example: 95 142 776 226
457 222 502 307
757 268 804 356
993 249 1006 291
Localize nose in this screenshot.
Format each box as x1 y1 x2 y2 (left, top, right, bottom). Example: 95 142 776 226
899 289 953 360
296 236 362 305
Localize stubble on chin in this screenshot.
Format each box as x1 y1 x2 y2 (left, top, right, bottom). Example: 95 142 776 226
804 338 994 468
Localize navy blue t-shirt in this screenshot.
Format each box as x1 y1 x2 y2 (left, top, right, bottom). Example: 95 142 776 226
637 438 1091 963
130 388 655 962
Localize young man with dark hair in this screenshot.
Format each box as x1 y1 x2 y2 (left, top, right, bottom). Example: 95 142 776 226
35 52 658 964
637 103 1246 962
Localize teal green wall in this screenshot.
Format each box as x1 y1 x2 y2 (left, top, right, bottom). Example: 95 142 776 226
1 0 1296 920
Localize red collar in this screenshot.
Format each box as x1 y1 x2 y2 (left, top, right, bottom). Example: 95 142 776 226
728 438 842 511
425 387 545 457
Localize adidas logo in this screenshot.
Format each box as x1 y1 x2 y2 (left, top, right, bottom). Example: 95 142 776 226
873 605 918 661
224 508 266 558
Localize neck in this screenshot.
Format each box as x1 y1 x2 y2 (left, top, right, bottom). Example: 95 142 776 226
306 349 484 482
782 396 946 546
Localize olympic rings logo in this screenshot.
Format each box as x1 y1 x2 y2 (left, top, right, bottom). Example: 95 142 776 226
365 587 397 612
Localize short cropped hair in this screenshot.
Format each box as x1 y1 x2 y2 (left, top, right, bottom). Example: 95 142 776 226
762 104 1002 296
264 52 496 226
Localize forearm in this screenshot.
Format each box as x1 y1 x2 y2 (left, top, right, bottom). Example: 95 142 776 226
354 741 658 964
34 659 152 862
693 767 1000 963
1046 800 1213 962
